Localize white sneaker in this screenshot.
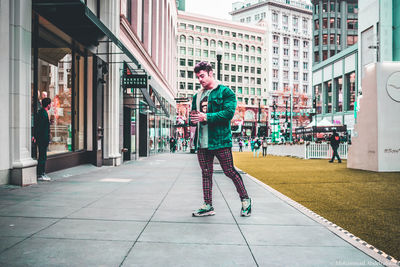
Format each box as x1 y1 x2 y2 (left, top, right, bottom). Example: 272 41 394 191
38 174 51 181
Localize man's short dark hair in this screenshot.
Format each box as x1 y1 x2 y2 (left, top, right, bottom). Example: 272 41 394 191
42 98 51 108
194 61 213 74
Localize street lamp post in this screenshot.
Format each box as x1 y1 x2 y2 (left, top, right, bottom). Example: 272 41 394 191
289 86 293 142
216 47 223 81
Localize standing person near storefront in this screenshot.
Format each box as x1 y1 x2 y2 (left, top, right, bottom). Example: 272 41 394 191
190 61 252 217
262 137 268 157
33 97 52 181
238 139 244 152
169 137 176 153
329 129 342 163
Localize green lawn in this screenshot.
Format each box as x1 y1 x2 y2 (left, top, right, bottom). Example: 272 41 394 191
233 152 400 260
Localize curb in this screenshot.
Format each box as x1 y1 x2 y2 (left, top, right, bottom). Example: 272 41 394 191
236 167 400 267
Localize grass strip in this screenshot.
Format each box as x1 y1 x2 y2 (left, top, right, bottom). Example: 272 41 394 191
233 152 400 260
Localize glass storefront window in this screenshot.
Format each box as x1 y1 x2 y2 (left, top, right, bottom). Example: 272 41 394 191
38 52 72 155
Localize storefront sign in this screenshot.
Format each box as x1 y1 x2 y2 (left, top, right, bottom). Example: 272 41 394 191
122 74 147 89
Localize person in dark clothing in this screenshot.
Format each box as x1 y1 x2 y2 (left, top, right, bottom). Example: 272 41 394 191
33 98 52 181
329 129 341 163
169 137 176 153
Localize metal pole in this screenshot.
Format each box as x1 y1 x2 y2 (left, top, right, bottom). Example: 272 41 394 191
290 86 293 142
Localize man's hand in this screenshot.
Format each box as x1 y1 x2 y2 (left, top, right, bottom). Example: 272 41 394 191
190 112 207 124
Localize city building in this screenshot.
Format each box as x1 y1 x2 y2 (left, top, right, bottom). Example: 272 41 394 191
347 0 400 171
312 0 359 63
230 0 314 140
177 11 268 138
0 0 177 185
176 0 185 11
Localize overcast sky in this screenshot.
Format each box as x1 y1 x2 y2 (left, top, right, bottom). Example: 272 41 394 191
185 0 313 21
185 0 235 20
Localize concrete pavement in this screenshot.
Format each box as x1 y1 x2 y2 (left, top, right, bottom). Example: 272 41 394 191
0 152 390 266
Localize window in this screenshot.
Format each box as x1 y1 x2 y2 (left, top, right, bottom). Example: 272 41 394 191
225 42 230 50
330 2 335 12
293 72 298 81
348 3 358 14
218 30 223 35
257 68 261 74
188 59 193 66
225 53 230 60
293 61 299 68
314 51 320 62
179 23 186 30
238 44 243 51
188 24 194 30
238 54 243 62
283 59 289 67
303 62 308 70
195 37 201 46
283 48 289 56
246 16 251 23
257 47 262 54
218 41 223 48
224 64 229 71
188 83 193 90
179 47 186 55
347 35 358 45
203 38 208 46
250 87 255 95
273 69 278 78
180 35 186 43
323 34 328 45
188 48 193 56
232 43 236 50
245 87 249 94
179 58 186 66
257 78 261 85
272 12 278 23
231 54 236 61
210 39 216 48
283 15 288 25
257 57 261 64
204 27 209 33
293 39 299 47
323 18 328 29
187 71 193 79
238 76 243 83
303 41 309 48
303 19 308 30
203 50 208 57
245 45 249 52
330 18 335 28
195 49 201 56
250 67 255 74
210 28 216 34
314 35 319 46
196 26 201 32
347 19 358 30
283 71 289 80
303 73 308 82
303 51 308 59
337 18 341 28
231 65 236 71
314 19 319 30
224 75 229 82
245 55 249 63
224 31 230 36
238 65 242 72
188 36 194 44
273 82 278 91
210 51 215 58
231 76 236 82
284 37 289 45
273 35 279 43
179 82 185 90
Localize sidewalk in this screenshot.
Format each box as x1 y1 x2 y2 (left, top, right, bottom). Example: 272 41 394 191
0 152 387 266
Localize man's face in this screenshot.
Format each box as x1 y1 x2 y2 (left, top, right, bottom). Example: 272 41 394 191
196 70 214 89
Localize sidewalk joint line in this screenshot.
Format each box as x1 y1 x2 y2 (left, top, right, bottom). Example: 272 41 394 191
214 178 259 267
118 165 184 267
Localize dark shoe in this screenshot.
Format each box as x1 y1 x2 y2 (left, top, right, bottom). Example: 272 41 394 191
329 161 333 163
338 161 342 163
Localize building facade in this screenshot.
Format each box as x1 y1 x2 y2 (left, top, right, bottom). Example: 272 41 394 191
0 0 177 185
312 0 358 64
230 0 313 140
177 12 268 137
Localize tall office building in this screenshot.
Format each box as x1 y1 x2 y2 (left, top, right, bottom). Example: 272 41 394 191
312 0 358 63
230 0 313 134
177 11 268 137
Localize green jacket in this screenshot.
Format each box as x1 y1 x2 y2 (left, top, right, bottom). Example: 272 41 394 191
191 84 236 150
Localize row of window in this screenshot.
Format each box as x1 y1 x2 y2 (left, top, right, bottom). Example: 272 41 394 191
272 36 309 48
272 47 309 59
179 23 262 42
180 71 262 84
179 82 263 96
314 2 358 14
272 59 309 70
314 18 358 30
179 49 263 63
179 64 262 74
272 70 309 82
179 36 262 52
272 82 308 94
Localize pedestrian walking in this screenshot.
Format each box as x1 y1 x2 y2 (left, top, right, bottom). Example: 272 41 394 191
169 137 176 153
253 138 261 158
329 129 342 163
250 139 255 152
189 61 251 217
262 137 268 157
238 139 243 152
33 97 52 181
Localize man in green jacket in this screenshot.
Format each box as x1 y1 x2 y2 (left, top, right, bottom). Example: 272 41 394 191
190 61 251 217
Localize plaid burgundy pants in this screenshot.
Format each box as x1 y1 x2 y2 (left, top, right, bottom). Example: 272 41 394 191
197 147 249 205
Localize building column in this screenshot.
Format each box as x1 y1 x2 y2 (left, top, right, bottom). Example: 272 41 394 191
8 0 37 185
103 0 121 166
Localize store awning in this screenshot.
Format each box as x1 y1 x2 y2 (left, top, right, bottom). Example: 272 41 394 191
33 0 139 66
